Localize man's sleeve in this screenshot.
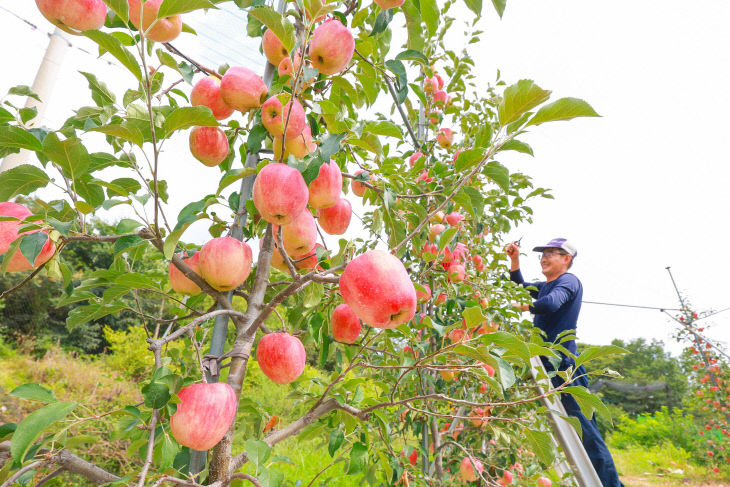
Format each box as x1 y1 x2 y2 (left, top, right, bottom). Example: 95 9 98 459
530 276 578 314
510 270 542 299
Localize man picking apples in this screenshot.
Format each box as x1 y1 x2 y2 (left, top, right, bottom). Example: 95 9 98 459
505 238 624 487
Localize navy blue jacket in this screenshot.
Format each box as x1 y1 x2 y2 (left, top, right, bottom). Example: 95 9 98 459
509 270 582 359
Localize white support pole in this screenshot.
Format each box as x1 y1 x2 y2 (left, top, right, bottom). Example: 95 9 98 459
0 27 69 173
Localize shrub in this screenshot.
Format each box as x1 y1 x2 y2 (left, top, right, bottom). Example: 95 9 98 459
609 406 700 453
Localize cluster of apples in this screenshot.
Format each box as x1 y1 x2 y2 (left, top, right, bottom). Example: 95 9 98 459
423 71 456 150
36 0 183 41
0 202 56 273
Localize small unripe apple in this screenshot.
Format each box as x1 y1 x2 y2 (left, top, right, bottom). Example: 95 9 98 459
309 160 342 209
253 163 309 225
0 202 56 272
459 457 483 481
537 477 552 487
423 77 438 94
220 66 268 112
273 208 317 258
318 198 352 235
308 19 354 75
416 284 431 302
128 0 182 42
331 304 361 343
199 237 252 291
430 210 445 223
437 128 455 149
261 96 306 138
169 252 202 296
191 76 234 120
257 332 306 384
170 382 237 451
189 126 229 167
428 224 445 241
340 250 417 329
262 28 288 66
36 0 107 33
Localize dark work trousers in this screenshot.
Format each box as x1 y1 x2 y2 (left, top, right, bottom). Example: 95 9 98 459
546 360 625 487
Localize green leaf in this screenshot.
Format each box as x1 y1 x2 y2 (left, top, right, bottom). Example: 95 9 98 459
346 442 367 475
562 386 612 422
370 9 393 36
79 72 116 106
245 439 271 472
328 429 344 457
575 345 627 369
247 124 267 155
454 148 485 172
163 226 187 260
8 85 41 102
42 133 91 180
102 0 129 23
19 233 48 266
438 227 457 249
47 218 73 236
496 357 516 389
524 428 555 465
10 384 57 404
485 331 531 363
483 161 509 192
462 306 487 328
158 0 216 18
0 106 14 123
0 125 43 151
318 132 346 161
364 121 402 139
0 165 50 200
258 468 284 487
163 106 218 138
498 79 551 126
490 0 506 17
249 6 296 51
0 423 16 440
216 168 257 195
420 0 439 36
141 382 171 409
526 97 600 127
89 124 143 147
10 401 77 467
500 139 533 156
395 49 428 65
84 30 142 81
464 0 482 15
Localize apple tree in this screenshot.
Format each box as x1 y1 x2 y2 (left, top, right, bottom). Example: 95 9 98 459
0 0 620 485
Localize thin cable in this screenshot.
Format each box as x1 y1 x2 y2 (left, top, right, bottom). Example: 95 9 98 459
696 306 730 321
582 300 681 311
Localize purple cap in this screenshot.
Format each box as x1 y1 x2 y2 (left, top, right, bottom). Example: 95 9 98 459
532 238 577 258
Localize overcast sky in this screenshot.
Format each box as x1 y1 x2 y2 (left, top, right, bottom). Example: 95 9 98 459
1 1 729 356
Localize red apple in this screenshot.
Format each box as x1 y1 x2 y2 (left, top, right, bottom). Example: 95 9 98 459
435 293 446 305
128 0 182 42
448 264 466 283
423 77 438 94
273 208 317 258
308 19 354 75
170 382 237 451
294 243 323 270
351 169 371 197
433 90 448 107
469 408 491 427
434 73 444 89
220 66 267 112
191 76 234 120
169 251 202 296
199 237 252 291
318 198 352 235
0 202 56 273
340 250 417 329
436 128 455 149
430 211 445 223
537 477 552 487
459 457 483 481
374 0 405 9
331 303 361 343
261 96 306 138
428 223 445 241
416 284 431 302
273 125 317 160
309 160 342 209
498 470 513 486
36 0 107 33
428 109 441 125
447 328 469 342
253 163 309 225
256 332 306 384
262 28 288 67
408 151 424 167
445 211 464 226
189 126 229 167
